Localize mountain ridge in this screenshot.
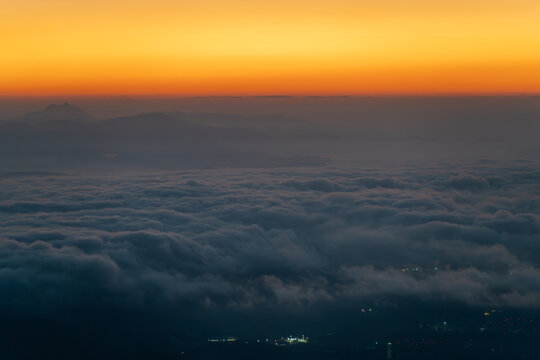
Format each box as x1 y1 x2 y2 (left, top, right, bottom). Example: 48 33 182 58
22 103 92 123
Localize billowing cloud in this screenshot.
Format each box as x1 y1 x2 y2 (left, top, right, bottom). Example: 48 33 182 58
0 162 539 358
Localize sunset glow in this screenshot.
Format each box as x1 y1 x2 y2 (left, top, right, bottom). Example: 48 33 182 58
2 0 540 95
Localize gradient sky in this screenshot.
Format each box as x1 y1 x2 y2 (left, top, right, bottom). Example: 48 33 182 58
2 0 540 95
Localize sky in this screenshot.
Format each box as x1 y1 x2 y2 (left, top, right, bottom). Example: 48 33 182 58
2 0 540 95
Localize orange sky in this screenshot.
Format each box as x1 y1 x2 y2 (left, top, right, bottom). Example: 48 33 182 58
1 0 540 96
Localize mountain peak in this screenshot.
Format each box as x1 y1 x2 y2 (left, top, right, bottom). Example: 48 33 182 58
23 103 92 123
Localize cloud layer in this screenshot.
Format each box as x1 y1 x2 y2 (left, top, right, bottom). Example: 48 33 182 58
1 162 539 357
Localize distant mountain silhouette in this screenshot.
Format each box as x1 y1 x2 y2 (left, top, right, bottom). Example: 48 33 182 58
100 112 262 140
22 103 92 123
167 111 306 131
0 112 331 171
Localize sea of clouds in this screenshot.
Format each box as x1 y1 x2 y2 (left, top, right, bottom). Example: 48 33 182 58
1 161 539 316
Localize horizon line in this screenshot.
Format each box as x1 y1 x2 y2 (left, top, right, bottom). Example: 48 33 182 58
1 93 540 99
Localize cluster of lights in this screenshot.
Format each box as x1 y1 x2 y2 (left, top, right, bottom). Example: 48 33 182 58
401 264 443 272
285 335 308 344
400 266 422 272
208 335 309 345
207 337 238 343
